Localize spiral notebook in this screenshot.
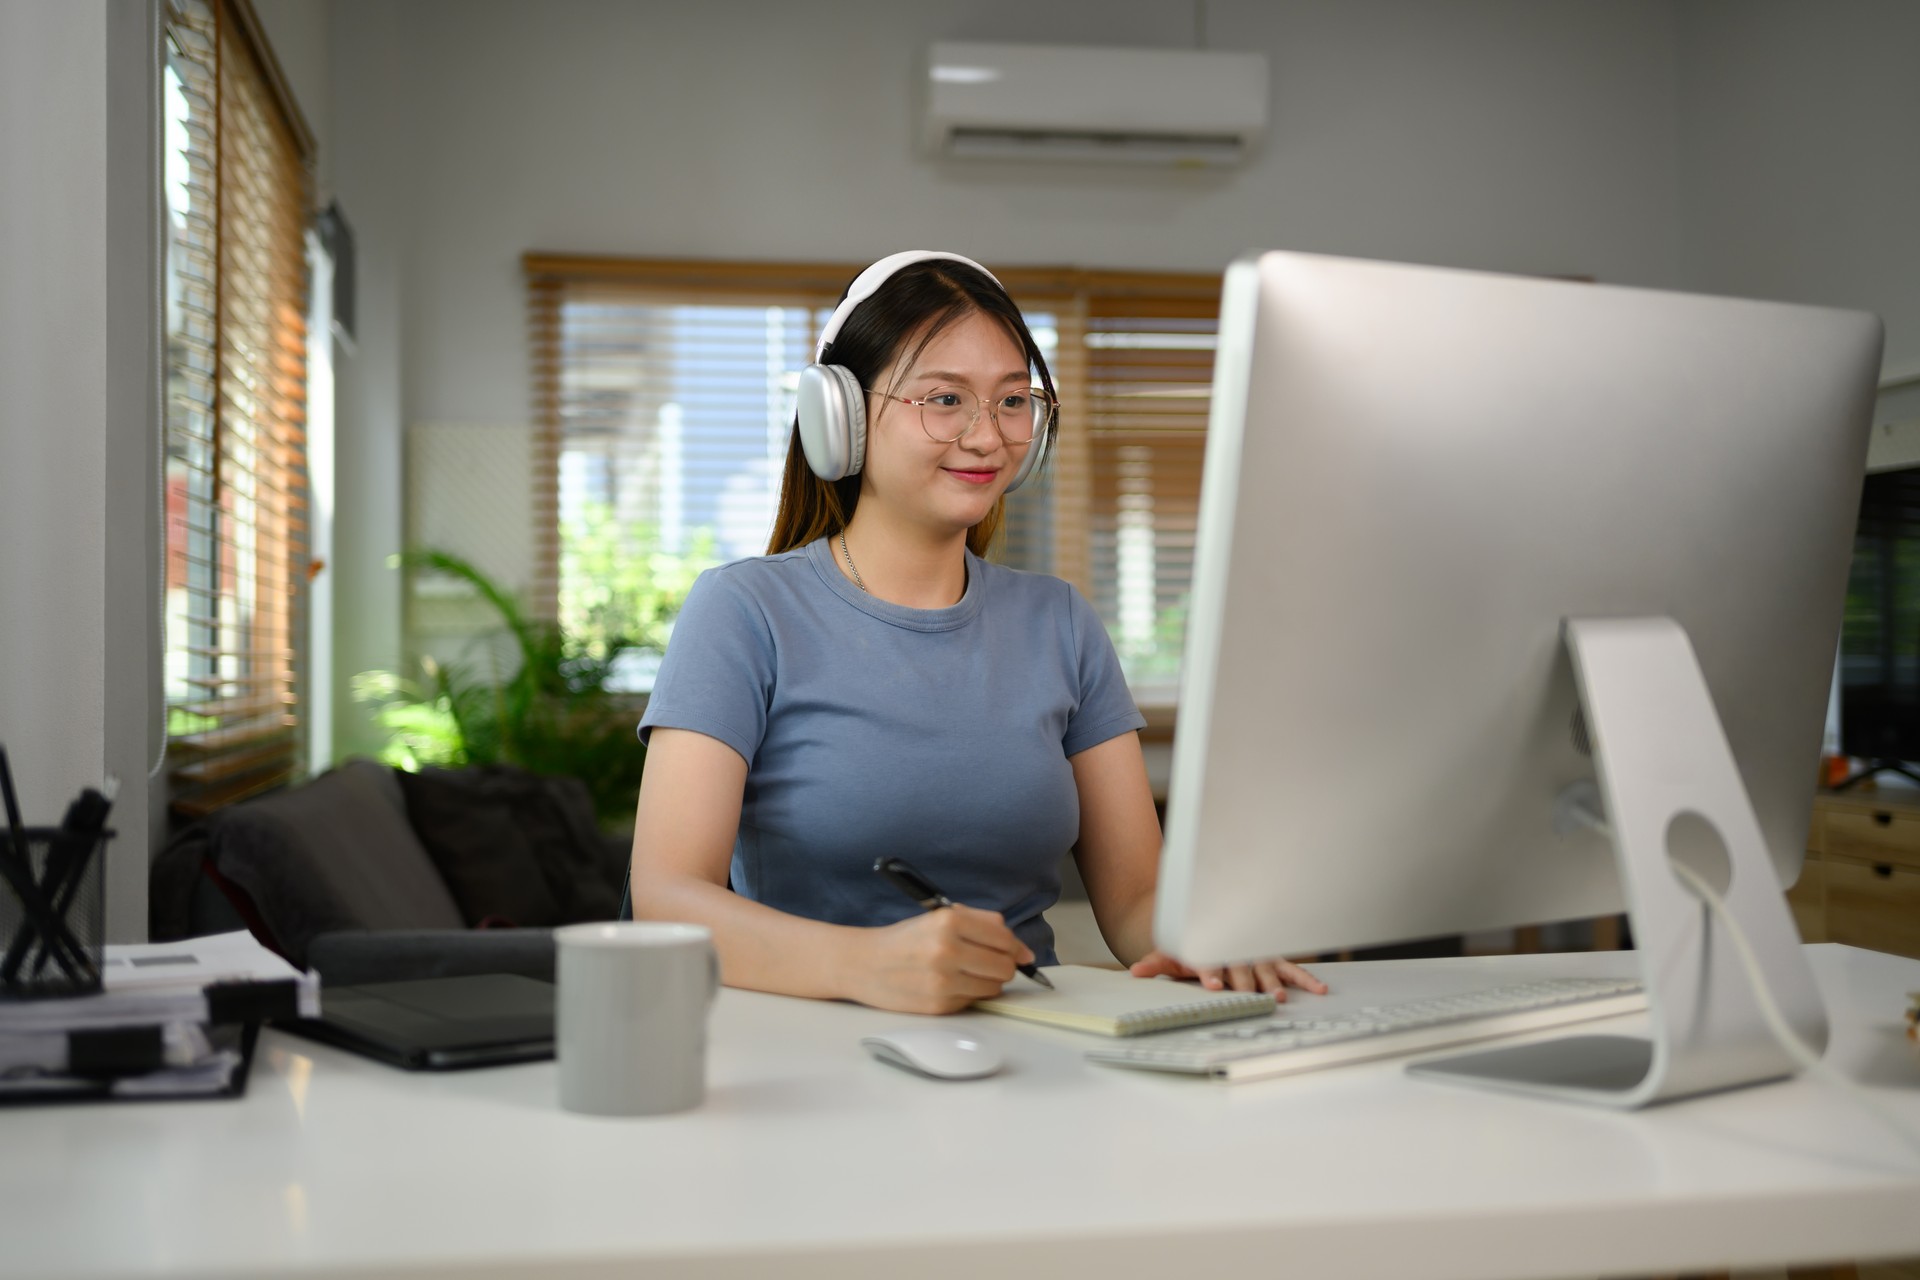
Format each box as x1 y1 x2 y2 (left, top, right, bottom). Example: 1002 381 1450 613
974 966 1274 1037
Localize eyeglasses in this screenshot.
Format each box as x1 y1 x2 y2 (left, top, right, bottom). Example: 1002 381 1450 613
866 385 1057 446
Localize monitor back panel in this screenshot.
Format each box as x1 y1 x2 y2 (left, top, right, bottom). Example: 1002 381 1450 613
1157 251 1883 965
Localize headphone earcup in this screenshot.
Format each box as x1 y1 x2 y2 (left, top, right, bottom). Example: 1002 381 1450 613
1003 419 1051 494
796 364 866 481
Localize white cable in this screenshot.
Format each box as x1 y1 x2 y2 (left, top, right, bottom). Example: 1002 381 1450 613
1671 860 1920 1162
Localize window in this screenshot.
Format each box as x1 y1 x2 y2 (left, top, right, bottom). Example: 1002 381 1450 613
1076 282 1220 700
163 0 314 815
524 257 1216 700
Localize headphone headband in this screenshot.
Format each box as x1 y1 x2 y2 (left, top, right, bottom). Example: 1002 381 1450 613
813 250 1003 362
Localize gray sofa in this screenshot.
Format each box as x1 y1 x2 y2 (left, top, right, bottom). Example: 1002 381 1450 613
150 759 629 985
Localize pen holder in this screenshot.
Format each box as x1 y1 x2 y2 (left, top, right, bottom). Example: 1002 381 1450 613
1 826 109 999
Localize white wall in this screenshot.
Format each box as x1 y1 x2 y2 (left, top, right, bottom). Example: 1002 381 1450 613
0 0 107 910
315 0 410 763
373 0 1685 432
0 0 160 940
1676 0 1920 384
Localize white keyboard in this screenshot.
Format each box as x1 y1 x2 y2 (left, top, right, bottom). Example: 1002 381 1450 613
1086 976 1646 1082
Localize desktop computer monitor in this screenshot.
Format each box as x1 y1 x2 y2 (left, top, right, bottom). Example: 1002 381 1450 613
1152 252 1881 1105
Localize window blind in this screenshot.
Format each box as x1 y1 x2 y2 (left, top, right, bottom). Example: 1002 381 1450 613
523 257 1217 700
163 0 313 816
1079 282 1220 700
525 260 849 638
524 259 1062 645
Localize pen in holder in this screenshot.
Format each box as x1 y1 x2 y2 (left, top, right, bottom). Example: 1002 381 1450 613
0 825 110 997
0 746 110 999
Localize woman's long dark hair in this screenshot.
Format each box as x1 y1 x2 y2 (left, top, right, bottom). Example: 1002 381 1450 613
766 259 1057 557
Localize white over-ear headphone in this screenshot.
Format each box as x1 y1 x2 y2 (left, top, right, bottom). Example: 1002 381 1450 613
795 250 1052 494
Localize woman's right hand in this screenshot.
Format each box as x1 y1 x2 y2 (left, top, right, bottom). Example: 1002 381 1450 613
850 905 1034 1015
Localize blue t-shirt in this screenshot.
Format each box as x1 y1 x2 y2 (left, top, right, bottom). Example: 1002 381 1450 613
637 536 1145 964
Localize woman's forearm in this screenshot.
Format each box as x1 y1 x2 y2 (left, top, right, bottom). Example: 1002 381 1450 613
1096 890 1160 967
631 871 867 1000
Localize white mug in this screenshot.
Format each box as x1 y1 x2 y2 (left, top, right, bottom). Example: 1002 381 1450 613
553 921 719 1117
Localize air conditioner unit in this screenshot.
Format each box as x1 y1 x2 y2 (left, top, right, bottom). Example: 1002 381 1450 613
923 42 1268 168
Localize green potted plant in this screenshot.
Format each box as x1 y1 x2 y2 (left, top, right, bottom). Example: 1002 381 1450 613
354 529 707 828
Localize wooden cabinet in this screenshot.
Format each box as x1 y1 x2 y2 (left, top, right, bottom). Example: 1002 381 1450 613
1788 789 1920 960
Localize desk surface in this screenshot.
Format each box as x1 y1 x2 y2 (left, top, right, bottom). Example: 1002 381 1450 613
6 946 1919 1280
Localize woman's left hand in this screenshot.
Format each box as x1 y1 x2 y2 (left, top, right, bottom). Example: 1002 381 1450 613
1129 949 1329 1001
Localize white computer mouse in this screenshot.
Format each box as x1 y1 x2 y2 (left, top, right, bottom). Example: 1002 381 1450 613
860 1027 1004 1080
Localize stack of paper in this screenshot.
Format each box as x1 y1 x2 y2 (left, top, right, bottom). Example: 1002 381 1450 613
0 931 319 1101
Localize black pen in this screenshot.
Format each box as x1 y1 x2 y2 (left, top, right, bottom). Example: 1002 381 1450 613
873 856 1055 990
28 781 114 978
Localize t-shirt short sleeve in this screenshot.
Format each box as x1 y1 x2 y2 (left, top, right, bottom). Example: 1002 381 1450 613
1061 583 1147 757
637 567 774 766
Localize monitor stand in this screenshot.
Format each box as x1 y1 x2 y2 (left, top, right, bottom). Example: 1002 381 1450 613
1409 616 1830 1109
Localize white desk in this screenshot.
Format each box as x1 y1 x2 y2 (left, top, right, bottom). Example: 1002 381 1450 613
6 945 1919 1280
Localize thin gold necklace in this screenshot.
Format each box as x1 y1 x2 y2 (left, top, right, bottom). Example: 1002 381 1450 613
838 532 867 593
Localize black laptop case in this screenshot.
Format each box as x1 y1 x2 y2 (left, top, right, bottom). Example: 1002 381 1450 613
280 973 555 1070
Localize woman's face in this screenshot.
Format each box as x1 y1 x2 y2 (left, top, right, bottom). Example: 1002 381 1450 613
860 309 1034 538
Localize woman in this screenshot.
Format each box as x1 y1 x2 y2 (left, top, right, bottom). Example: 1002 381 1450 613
630 250 1323 1014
